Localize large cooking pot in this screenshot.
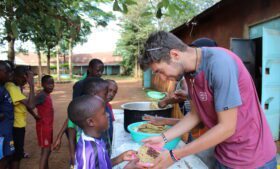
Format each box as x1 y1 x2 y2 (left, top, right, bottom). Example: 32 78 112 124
121 101 173 132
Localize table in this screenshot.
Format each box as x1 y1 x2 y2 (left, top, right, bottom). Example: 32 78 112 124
111 109 208 169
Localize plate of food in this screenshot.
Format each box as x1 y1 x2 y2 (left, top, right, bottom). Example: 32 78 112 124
127 121 181 150
136 145 161 168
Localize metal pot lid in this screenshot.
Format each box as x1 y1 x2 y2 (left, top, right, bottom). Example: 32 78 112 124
121 101 172 111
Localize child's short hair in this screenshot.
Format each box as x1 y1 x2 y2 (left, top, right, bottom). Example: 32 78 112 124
107 79 117 86
82 77 108 95
88 59 104 68
0 60 11 72
68 95 104 128
14 66 29 77
41 75 53 84
3 60 14 70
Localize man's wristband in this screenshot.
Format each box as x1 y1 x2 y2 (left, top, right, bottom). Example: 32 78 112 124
161 133 168 143
169 150 180 162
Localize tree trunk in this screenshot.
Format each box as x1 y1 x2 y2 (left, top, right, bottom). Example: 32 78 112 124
37 49 42 86
134 56 138 78
56 45 60 81
68 38 73 78
47 47 51 74
7 35 15 63
134 41 141 78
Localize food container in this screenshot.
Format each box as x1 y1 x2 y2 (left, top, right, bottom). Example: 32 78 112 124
127 121 181 150
121 102 173 132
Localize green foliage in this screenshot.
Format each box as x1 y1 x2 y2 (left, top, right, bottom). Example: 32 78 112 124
0 0 115 62
50 63 69 69
115 0 156 75
116 0 217 75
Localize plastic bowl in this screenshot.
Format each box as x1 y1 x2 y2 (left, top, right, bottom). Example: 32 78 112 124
146 91 166 100
127 121 181 150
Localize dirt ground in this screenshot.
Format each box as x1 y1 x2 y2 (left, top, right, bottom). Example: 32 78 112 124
21 78 151 169
19 78 280 168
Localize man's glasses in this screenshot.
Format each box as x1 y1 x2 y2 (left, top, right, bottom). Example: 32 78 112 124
145 47 163 52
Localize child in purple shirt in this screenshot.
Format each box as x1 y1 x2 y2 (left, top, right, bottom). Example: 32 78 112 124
68 95 141 169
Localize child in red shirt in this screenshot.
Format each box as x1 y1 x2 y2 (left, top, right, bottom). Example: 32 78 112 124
35 75 54 169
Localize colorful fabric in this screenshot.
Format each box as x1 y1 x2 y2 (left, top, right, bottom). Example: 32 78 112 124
67 119 76 129
0 137 3 159
105 103 114 141
5 82 27 128
36 125 53 148
36 93 54 147
0 86 16 157
75 132 112 169
70 104 113 151
184 47 276 168
106 103 115 121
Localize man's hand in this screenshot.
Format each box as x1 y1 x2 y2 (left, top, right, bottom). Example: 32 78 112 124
124 159 145 169
142 115 169 126
151 150 174 169
173 90 188 101
142 136 165 149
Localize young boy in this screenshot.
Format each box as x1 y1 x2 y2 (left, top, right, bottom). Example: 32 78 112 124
82 77 115 156
52 59 104 166
35 75 55 169
0 61 14 169
105 80 118 141
5 66 37 169
68 95 139 169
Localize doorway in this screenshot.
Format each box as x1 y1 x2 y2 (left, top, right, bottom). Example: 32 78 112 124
252 37 262 100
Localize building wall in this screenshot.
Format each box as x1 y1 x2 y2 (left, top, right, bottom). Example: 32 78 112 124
30 66 48 75
73 65 121 76
173 0 280 48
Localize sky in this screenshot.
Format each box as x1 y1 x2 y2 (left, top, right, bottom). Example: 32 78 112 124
73 3 121 54
0 3 121 56
73 20 120 54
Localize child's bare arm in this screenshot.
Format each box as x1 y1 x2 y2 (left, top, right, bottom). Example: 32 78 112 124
27 107 40 120
52 118 68 151
68 127 76 165
21 71 36 109
111 150 136 167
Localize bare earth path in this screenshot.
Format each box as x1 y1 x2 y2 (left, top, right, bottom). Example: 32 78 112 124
21 78 150 169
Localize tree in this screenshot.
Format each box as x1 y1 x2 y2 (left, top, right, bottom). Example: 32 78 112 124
0 0 64 62
116 0 156 76
0 0 114 64
115 0 217 76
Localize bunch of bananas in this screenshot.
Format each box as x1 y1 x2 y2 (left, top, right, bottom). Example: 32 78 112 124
138 123 167 133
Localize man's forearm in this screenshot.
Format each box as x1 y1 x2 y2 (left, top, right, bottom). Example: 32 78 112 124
164 110 200 141
164 118 180 126
174 123 234 159
174 108 237 159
